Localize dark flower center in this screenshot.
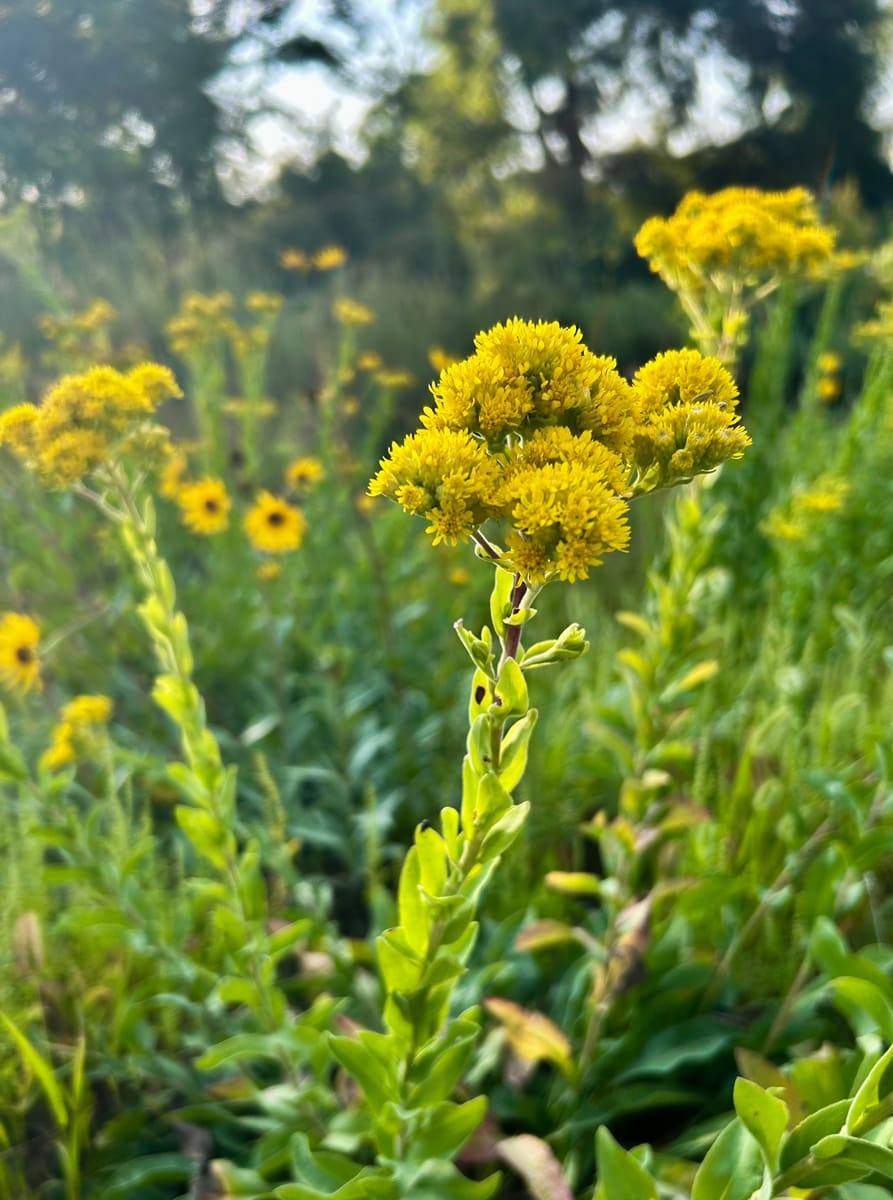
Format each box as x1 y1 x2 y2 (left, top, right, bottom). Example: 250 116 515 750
16 646 34 664
267 510 286 526
204 499 220 513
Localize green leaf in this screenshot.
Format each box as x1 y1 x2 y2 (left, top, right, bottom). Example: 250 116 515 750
409 1096 488 1161
778 1098 850 1173
408 1019 481 1107
174 805 234 871
831 977 893 1041
733 1077 789 1171
0 1014 68 1128
415 825 448 896
397 847 430 955
490 568 514 638
101 1154 194 1198
329 1036 397 1109
377 927 424 993
475 771 513 828
813 1134 893 1178
493 657 528 718
479 802 529 860
497 709 537 793
594 1127 657 1200
847 1043 893 1134
691 1118 765 1200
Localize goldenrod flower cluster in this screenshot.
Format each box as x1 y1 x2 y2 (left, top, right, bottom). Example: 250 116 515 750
0 613 40 694
763 475 851 543
0 363 182 488
333 298 375 326
40 300 116 347
43 693 113 772
635 187 836 294
280 244 349 272
370 318 748 583
166 291 234 355
630 350 750 491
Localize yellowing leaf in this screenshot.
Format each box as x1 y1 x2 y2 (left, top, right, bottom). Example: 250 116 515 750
484 997 574 1080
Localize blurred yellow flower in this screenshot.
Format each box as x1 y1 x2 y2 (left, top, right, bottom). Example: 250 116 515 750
428 346 458 373
244 491 306 554
256 560 283 581
43 693 113 772
334 298 375 326
763 512 806 542
0 613 40 693
280 248 310 270
817 351 842 374
355 494 377 516
816 376 841 402
159 448 189 499
313 244 348 271
286 456 324 491
177 478 231 535
245 291 284 314
357 351 383 371
375 369 415 388
62 694 113 726
448 567 471 587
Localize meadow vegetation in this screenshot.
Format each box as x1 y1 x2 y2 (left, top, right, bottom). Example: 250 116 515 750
3 183 893 1200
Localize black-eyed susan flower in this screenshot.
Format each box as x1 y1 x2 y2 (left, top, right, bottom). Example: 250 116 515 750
0 613 40 693
244 491 306 554
286 456 324 491
177 478 231 536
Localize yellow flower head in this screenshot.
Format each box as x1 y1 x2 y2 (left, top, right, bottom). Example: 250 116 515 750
817 351 842 374
159 447 189 499
816 376 841 402
62 693 113 726
334 298 375 326
369 426 502 545
357 351 383 371
42 722 76 771
286 456 324 491
793 476 851 515
763 511 807 542
428 346 457 373
369 321 748 583
0 364 181 488
0 613 40 694
635 187 836 295
312 244 348 271
425 318 635 452
630 349 750 490
244 491 306 554
374 369 415 389
177 478 231 536
280 248 310 270
245 291 284 315
448 567 471 587
256 560 283 581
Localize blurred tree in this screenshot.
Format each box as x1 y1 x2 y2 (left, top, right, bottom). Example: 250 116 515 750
0 0 233 212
